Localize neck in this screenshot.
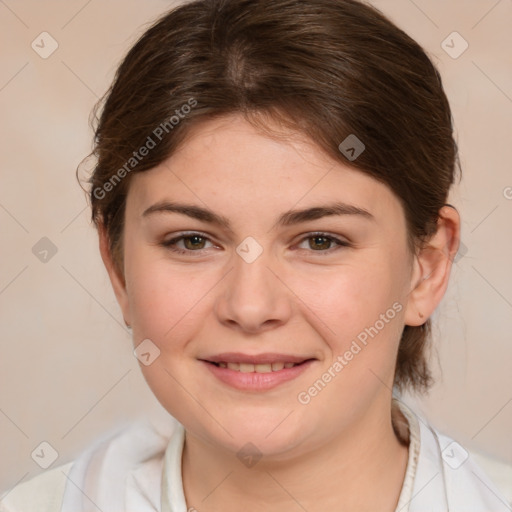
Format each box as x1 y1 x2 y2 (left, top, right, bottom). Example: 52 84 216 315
181 397 409 512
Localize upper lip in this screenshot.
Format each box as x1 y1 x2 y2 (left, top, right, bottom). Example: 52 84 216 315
201 353 315 365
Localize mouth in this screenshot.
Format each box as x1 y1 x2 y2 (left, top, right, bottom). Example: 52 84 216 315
205 360 310 373
199 353 317 391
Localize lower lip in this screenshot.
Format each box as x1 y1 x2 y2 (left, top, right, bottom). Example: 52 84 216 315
201 360 315 391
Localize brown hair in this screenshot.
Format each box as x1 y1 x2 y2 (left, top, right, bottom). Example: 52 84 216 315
84 0 461 394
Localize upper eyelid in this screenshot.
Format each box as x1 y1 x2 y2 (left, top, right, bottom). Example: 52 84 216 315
165 231 216 245
164 231 349 249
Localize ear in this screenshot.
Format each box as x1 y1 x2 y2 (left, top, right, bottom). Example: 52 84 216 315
404 205 461 326
98 222 132 328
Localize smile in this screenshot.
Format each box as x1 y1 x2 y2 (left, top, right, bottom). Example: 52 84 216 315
211 361 299 372
200 355 316 391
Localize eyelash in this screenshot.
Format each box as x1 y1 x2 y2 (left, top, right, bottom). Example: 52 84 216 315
160 231 351 256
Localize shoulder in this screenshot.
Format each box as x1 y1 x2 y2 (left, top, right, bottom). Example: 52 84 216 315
395 398 512 511
468 449 512 507
420 414 512 510
0 462 73 512
0 415 181 512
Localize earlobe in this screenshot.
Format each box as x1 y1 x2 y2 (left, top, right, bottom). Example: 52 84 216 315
98 223 132 328
404 205 461 326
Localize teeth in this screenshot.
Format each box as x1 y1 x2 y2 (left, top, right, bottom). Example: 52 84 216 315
218 361 299 372
255 364 272 373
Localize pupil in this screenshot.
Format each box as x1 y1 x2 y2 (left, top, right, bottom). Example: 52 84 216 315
311 236 329 250
185 236 204 250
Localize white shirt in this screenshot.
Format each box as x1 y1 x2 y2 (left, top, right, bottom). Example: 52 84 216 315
1 398 510 511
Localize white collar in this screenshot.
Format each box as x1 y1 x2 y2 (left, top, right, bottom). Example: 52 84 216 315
60 401 510 512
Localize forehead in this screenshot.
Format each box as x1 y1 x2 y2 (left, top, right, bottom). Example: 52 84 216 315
126 114 403 226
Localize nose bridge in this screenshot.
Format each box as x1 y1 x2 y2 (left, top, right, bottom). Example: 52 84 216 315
216 237 291 331
231 238 276 301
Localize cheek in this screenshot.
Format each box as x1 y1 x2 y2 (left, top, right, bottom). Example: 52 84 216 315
124 247 207 342
124 253 214 421
125 237 408 355
294 261 401 345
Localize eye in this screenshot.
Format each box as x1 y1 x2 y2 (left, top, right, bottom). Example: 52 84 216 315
160 231 351 256
296 232 351 254
161 232 215 255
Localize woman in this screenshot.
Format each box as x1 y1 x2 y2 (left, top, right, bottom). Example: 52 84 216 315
1 0 509 510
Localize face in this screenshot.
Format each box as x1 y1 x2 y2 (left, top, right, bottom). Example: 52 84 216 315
107 114 421 459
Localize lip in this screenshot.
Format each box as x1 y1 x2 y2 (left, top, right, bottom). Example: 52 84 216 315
200 357 316 391
202 352 312 365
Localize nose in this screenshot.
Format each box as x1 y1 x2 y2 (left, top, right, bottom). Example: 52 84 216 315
214 246 293 334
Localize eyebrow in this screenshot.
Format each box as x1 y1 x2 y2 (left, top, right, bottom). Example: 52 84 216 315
142 200 374 231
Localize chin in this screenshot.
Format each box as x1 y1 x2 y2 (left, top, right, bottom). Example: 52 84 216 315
198 413 313 460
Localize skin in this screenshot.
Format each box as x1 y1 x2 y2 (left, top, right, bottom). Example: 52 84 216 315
99 113 460 511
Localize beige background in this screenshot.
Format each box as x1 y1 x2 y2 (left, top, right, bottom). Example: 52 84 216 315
0 0 511 496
